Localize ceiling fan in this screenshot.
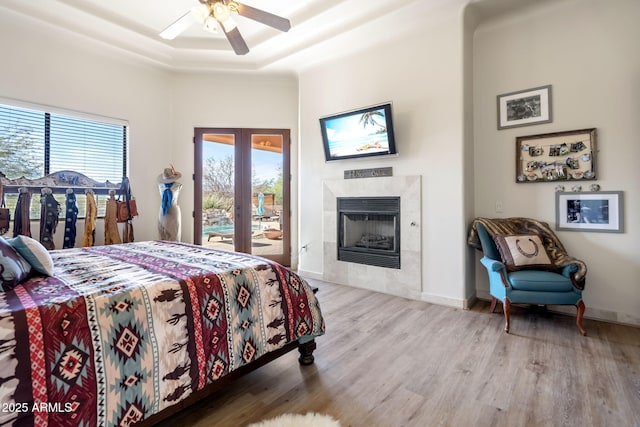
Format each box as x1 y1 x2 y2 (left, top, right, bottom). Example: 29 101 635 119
160 0 291 55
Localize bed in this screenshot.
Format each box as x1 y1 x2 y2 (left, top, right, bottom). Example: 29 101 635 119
0 240 324 426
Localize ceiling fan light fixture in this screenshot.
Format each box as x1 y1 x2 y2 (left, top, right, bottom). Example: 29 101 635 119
203 16 218 33
212 2 231 22
161 0 290 55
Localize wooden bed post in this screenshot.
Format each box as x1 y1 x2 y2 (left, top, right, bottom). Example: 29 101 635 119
298 339 317 365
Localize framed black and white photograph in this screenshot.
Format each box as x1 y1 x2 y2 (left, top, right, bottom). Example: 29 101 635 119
497 85 552 130
556 191 624 233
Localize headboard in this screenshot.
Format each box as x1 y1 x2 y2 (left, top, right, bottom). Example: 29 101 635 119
0 170 121 195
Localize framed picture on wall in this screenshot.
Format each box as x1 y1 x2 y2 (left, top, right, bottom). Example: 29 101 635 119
515 128 597 183
497 85 552 130
556 191 624 233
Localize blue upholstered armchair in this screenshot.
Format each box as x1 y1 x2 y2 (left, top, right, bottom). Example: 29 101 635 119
468 217 587 336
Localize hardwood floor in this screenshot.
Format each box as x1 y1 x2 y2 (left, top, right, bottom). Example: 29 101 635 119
155 279 640 427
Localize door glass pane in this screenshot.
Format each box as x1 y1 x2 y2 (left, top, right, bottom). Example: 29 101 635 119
202 133 236 251
250 134 284 258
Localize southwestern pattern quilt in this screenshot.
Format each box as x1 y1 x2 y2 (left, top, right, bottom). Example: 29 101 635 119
0 241 324 427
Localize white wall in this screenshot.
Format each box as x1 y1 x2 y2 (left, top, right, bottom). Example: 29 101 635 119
298 0 471 307
473 0 640 325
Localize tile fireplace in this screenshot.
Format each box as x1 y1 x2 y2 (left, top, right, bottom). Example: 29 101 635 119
321 175 421 300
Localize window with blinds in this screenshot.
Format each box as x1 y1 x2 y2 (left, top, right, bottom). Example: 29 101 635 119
0 102 127 181
0 101 128 220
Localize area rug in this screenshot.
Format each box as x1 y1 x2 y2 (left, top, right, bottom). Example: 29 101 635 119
247 412 341 427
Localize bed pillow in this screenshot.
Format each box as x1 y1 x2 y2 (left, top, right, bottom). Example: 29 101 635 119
0 238 32 291
493 234 555 272
7 235 54 276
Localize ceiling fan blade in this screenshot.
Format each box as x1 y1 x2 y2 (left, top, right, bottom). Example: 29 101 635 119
219 21 249 55
160 10 194 40
235 2 291 32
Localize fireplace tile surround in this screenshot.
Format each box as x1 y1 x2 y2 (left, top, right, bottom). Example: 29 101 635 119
323 175 422 299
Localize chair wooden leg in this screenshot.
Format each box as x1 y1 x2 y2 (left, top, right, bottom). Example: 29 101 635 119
576 300 587 336
489 297 497 313
503 299 511 333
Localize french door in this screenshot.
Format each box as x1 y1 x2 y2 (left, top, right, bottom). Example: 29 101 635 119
194 128 291 266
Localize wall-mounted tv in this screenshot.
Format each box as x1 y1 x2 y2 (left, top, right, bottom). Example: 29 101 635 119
320 102 397 162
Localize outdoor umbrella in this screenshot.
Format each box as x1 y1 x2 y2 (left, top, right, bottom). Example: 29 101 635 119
257 192 265 217
256 192 266 229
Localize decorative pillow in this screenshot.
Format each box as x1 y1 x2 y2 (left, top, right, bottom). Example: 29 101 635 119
7 235 55 276
493 234 556 272
0 238 32 291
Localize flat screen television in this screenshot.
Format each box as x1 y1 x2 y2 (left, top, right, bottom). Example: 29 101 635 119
320 102 397 162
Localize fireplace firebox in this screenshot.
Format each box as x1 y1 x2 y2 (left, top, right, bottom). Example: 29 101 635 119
337 197 400 269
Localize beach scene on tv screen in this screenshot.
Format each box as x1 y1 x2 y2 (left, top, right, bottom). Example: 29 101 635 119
325 108 390 158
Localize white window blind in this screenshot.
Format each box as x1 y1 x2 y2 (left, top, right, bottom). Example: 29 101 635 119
0 101 127 182
0 101 128 220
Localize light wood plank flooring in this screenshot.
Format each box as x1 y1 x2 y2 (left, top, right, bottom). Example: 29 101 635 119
156 279 640 427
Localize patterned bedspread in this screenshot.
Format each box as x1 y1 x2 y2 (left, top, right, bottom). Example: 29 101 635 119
0 241 324 426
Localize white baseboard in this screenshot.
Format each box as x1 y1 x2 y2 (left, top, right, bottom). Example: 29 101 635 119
420 292 475 310
297 270 324 281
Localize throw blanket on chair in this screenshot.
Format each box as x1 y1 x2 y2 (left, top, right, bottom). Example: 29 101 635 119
468 217 587 288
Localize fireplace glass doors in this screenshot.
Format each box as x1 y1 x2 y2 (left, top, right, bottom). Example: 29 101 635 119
337 197 400 269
